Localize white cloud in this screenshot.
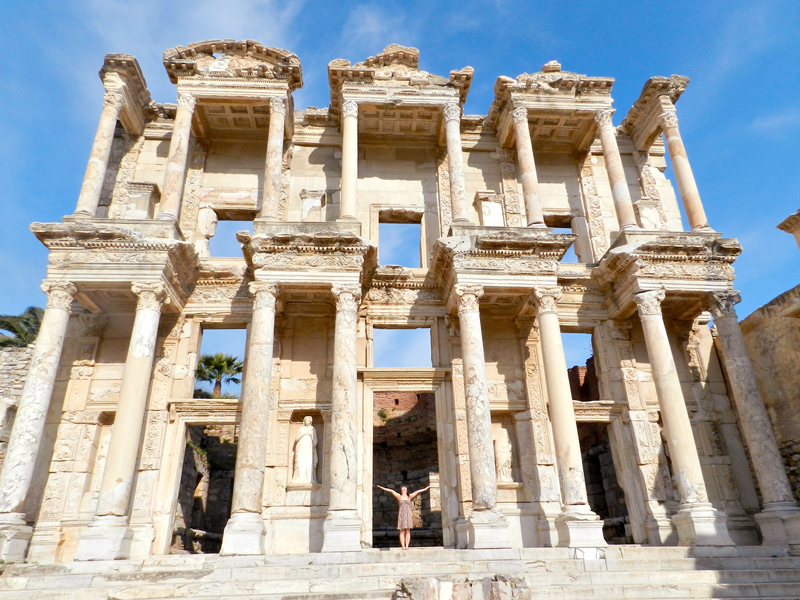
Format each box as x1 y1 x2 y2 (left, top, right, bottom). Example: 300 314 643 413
338 4 415 61
749 107 800 135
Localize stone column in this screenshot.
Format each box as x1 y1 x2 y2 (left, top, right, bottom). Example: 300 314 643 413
322 284 363 551
532 288 606 547
633 289 733 546
157 93 196 221
339 100 359 220
595 109 637 230
258 98 287 221
708 291 800 545
220 282 279 555
658 109 711 232
511 107 545 227
73 90 125 218
0 281 76 562
454 285 511 548
75 283 168 561
444 103 470 223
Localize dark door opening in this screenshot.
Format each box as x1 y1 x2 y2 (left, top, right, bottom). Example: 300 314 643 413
171 424 238 554
373 391 442 548
578 422 633 544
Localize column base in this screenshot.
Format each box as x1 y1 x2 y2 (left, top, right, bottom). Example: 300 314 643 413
468 508 512 549
155 212 177 221
643 514 679 546
220 512 265 556
74 515 133 561
526 222 547 229
0 512 32 563
534 502 561 547
673 503 734 546
454 515 470 549
321 510 362 552
691 224 715 233
555 509 607 548
755 502 800 546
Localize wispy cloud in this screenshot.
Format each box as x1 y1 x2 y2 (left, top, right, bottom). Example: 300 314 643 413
338 4 416 62
749 107 800 136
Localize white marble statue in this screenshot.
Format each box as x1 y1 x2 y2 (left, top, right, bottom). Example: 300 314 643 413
494 428 514 483
193 204 218 257
292 416 318 485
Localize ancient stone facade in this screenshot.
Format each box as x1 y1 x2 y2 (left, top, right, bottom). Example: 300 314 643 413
1 40 799 569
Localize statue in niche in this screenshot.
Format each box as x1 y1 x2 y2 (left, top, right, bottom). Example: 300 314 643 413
494 428 514 483
291 416 318 485
193 204 218 257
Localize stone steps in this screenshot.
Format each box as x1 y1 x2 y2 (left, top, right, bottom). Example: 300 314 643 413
1 547 799 600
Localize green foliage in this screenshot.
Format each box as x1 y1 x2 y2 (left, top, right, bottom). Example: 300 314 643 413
195 352 243 398
0 306 44 348
377 408 388 423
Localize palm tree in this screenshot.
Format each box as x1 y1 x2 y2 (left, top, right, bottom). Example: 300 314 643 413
0 306 45 348
195 353 243 398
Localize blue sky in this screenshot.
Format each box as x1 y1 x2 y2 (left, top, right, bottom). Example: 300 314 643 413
2 0 799 371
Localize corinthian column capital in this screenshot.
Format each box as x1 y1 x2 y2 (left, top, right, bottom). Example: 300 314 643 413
594 109 615 127
332 284 362 311
270 97 287 115
454 284 483 313
633 288 665 316
531 287 562 314
103 89 125 111
659 110 679 130
511 106 528 124
443 103 461 123
707 290 741 319
341 100 358 119
177 93 197 112
132 282 169 312
249 282 280 311
41 281 78 311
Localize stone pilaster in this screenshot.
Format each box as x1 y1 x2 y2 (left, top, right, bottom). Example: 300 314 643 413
708 291 800 546
339 100 359 221
511 107 545 227
75 283 168 561
658 108 711 232
157 93 196 221
633 289 733 546
73 91 125 217
532 288 606 547
322 284 363 552
259 98 287 220
594 109 637 230
220 282 280 555
0 281 76 562
454 285 511 548
444 104 470 224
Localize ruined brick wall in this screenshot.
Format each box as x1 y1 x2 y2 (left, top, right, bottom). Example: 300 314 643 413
0 346 34 473
568 356 600 402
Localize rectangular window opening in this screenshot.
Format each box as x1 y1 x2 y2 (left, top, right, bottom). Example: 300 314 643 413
378 222 422 268
207 220 253 259
562 332 598 402
552 226 579 263
195 328 247 399
372 327 432 368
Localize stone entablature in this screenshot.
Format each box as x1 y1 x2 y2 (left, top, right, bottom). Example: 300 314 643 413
3 38 799 566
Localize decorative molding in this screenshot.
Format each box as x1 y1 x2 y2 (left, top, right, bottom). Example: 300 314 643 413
41 281 77 311
658 111 678 130
511 107 528 124
454 284 483 313
103 90 125 111
633 289 665 316
332 284 362 311
594 109 614 127
531 287 562 314
250 282 280 311
132 282 169 311
270 97 287 115
176 93 197 112
707 290 741 319
341 100 358 119
443 103 461 123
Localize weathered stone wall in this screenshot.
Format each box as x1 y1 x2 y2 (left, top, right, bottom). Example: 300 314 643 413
0 345 34 473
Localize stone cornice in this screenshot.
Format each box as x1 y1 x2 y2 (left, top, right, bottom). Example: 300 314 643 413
100 54 156 134
163 40 303 91
619 75 690 150
778 209 800 236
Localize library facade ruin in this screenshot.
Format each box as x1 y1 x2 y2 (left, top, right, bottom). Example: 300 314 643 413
1 40 799 574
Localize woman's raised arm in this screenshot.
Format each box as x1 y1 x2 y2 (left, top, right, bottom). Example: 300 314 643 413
408 485 431 500
376 484 401 500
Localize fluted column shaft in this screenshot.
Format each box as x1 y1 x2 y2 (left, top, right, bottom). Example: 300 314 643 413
220 283 279 556
511 107 545 227
659 109 710 231
709 292 796 506
444 104 469 223
157 93 196 221
74 91 124 217
322 284 363 552
454 285 498 510
0 282 76 556
595 110 637 230
259 98 286 220
339 101 359 220
96 283 168 517
532 288 590 508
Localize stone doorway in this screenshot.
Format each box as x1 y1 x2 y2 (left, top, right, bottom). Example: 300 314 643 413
171 424 238 554
372 391 442 548
577 421 634 544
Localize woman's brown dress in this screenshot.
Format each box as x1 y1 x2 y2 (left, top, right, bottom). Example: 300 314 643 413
397 498 413 530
